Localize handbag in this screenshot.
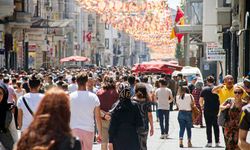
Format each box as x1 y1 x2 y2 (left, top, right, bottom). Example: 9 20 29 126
217 99 232 127
190 95 200 121
218 109 229 127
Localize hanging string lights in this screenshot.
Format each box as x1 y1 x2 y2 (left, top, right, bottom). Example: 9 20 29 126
77 0 176 57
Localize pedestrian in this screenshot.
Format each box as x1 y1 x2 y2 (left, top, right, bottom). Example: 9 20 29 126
68 76 78 93
220 86 246 150
17 74 44 132
133 83 154 150
212 75 235 104
108 83 143 150
238 96 250 150
0 83 15 150
191 81 204 127
70 72 102 150
14 81 26 100
152 80 160 120
165 74 177 111
128 75 136 97
44 75 56 92
97 77 119 150
21 76 30 93
188 75 197 94
15 87 81 150
176 86 193 148
199 76 221 147
155 78 173 139
3 76 17 103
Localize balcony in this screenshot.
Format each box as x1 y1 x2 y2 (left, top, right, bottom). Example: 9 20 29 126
0 0 15 19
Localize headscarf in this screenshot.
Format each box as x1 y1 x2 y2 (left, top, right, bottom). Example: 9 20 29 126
117 83 131 100
0 83 11 131
110 83 131 114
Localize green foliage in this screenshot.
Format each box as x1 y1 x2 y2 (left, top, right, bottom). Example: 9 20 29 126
175 43 184 59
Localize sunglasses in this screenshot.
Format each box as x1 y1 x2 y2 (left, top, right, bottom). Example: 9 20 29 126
234 91 243 94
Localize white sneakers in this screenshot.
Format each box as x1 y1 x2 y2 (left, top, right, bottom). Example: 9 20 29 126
160 134 169 139
205 143 212 147
205 143 221 148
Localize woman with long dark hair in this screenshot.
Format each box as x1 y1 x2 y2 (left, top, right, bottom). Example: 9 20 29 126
0 83 14 150
133 83 154 150
108 83 143 150
16 87 81 150
176 86 194 148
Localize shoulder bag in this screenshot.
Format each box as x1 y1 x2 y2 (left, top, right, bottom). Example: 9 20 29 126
190 95 200 121
217 99 232 127
22 97 34 116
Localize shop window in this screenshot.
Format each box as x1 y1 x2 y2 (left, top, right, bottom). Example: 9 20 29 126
15 0 25 12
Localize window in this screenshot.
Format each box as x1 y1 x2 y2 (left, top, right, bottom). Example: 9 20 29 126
105 38 109 49
14 0 25 12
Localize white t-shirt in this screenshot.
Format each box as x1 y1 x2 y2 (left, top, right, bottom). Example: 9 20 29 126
68 83 78 93
144 83 153 94
155 87 172 110
70 91 100 132
15 89 25 99
176 94 192 111
17 93 44 131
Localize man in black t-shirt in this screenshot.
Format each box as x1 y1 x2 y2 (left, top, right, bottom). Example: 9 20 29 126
199 76 221 147
238 103 250 150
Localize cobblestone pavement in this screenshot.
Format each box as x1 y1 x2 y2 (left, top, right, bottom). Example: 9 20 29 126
93 110 250 150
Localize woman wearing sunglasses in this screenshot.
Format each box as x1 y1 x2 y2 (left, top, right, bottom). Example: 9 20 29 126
220 86 247 150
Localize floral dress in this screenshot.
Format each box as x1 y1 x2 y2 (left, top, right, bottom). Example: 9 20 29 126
192 88 202 126
224 101 245 150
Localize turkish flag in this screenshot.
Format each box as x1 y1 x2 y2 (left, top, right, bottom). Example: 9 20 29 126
170 6 185 43
86 32 92 42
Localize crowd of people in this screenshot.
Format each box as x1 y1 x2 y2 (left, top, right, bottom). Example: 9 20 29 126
0 67 250 150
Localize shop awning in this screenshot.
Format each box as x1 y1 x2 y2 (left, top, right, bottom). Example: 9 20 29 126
31 19 73 28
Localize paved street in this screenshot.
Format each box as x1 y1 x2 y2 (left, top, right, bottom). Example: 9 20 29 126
93 110 250 150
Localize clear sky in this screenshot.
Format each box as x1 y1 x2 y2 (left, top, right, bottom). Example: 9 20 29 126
168 0 181 9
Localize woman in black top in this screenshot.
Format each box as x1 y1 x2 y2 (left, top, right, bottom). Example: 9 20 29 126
133 83 154 150
0 83 14 150
109 83 143 150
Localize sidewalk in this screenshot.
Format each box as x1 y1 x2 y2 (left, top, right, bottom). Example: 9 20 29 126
93 111 231 150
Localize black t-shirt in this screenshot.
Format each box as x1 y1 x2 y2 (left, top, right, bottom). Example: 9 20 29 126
133 99 152 131
200 86 220 114
240 104 250 131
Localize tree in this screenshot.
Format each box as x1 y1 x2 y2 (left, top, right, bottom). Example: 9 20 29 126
175 43 184 59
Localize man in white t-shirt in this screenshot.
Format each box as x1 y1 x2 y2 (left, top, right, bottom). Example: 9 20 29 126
155 78 173 139
70 72 102 150
68 76 78 93
17 74 44 132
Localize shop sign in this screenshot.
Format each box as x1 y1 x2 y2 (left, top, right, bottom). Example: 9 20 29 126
206 42 225 61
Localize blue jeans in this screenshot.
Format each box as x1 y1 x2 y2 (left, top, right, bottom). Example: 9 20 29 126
178 111 192 140
158 109 169 135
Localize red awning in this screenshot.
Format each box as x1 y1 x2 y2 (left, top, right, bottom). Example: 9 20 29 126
60 56 90 63
132 61 182 74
